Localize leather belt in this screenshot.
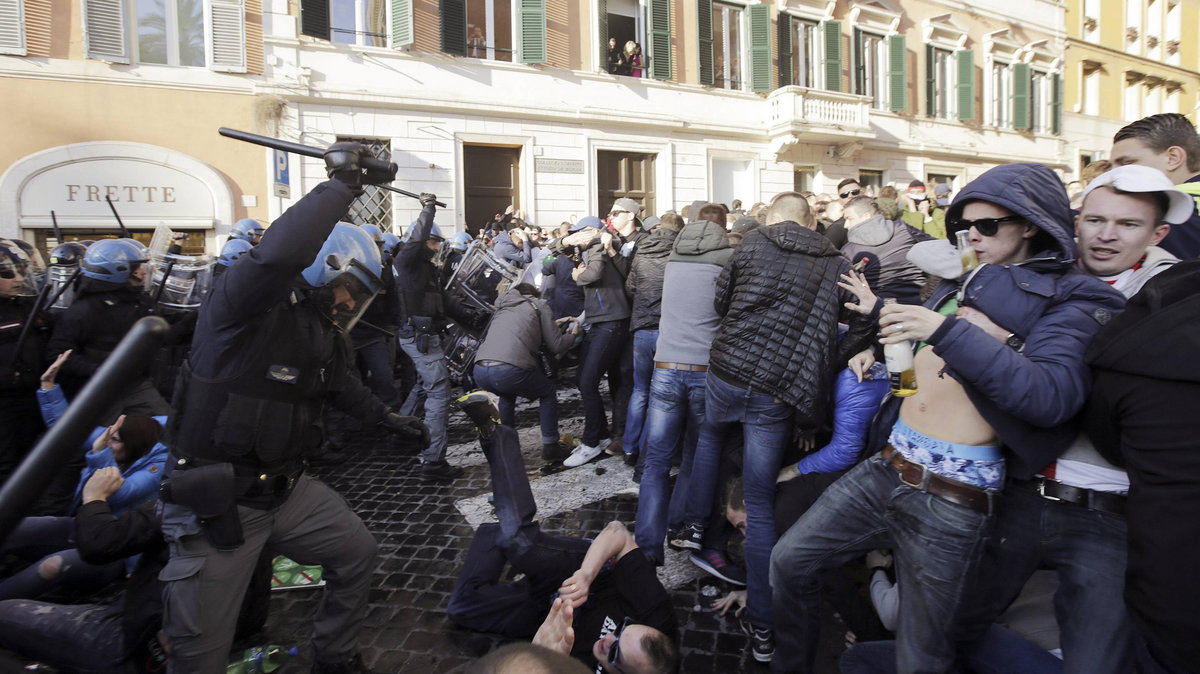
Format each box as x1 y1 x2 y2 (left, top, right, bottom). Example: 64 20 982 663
655 361 708 372
1018 477 1126 516
882 445 993 515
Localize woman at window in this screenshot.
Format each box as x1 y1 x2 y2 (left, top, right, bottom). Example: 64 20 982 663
629 42 644 78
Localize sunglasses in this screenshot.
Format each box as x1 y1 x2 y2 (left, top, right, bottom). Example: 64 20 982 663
607 617 634 673
949 214 1025 237
839 189 862 199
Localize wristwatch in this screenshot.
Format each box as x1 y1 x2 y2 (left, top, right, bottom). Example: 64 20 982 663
1004 332 1025 352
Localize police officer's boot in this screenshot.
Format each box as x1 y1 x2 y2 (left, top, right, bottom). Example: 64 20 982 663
456 390 499 439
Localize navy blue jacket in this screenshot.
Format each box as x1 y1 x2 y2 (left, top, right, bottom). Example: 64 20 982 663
491 230 532 268
869 163 1127 479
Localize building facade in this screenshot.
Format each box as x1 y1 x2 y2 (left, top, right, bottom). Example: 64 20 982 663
0 0 1121 250
1061 0 1200 177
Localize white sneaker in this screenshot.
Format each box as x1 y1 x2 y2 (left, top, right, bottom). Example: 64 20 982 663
563 440 608 468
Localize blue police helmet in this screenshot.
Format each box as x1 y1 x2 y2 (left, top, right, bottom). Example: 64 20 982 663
301 224 384 331
217 239 254 267
449 231 472 251
48 242 88 267
403 219 444 243
359 224 384 246
381 232 401 256
81 239 149 283
230 218 264 243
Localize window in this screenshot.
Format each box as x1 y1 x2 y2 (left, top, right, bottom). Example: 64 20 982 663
990 61 1011 127
1124 72 1143 120
466 0 513 61
711 158 752 209
713 2 744 90
858 169 883 193
135 0 206 65
1030 70 1051 133
338 137 394 230
1144 79 1164 117
1082 62 1101 116
84 0 245 70
1082 0 1100 42
0 0 27 55
781 16 820 88
330 0 386 46
928 47 955 119
855 30 888 109
1125 0 1142 55
793 166 815 193
1166 2 1181 66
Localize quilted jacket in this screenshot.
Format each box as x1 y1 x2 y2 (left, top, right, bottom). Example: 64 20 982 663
625 227 678 332
708 222 878 426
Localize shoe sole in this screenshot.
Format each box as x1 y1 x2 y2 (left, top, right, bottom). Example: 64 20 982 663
752 650 773 663
563 448 604 468
688 554 747 586
668 539 701 552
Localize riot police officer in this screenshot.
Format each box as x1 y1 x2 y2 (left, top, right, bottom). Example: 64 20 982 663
158 143 427 674
228 217 265 245
0 238 46 481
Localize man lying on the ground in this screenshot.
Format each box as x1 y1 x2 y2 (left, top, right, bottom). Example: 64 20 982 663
448 392 680 674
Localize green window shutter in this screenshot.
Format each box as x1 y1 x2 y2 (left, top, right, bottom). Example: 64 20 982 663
647 0 672 79
1051 71 1063 134
299 0 329 40
924 44 935 116
599 0 608 68
956 49 974 121
518 0 546 63
777 14 792 86
1012 62 1031 130
888 34 906 112
440 0 466 56
851 27 863 93
821 20 841 92
698 0 714 86
749 4 771 92
391 0 413 46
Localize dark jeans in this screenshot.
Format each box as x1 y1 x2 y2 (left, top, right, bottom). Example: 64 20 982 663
840 625 1063 674
621 329 659 457
578 319 630 447
0 516 123 601
473 362 560 445
446 424 591 635
634 367 706 563
0 599 129 673
684 373 793 630
355 335 400 409
770 454 990 673
957 482 1133 674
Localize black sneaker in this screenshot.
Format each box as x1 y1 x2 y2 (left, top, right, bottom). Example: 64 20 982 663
542 442 571 462
668 523 703 551
740 619 774 663
421 460 464 482
456 390 500 436
312 653 376 674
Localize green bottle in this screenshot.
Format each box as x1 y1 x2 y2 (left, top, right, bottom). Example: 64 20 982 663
226 645 299 673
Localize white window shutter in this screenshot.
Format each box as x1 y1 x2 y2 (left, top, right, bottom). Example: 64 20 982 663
83 0 130 63
0 0 26 55
207 0 246 73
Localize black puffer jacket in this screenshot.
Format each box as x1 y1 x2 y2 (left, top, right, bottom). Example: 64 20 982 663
625 228 678 332
708 222 877 426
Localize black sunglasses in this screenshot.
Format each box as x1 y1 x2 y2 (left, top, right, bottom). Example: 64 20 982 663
608 616 634 672
949 214 1025 237
0 264 16 280
839 189 862 199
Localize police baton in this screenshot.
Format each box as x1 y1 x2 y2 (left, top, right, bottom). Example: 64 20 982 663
0 316 170 546
217 128 447 207
151 258 176 311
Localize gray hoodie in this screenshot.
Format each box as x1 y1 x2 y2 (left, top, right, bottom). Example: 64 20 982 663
654 220 733 365
474 289 578 371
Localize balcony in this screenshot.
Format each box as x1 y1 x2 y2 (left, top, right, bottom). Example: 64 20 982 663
766 86 874 147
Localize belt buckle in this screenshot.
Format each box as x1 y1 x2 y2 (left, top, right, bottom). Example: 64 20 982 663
899 461 926 490
286 473 297 491
1036 478 1061 502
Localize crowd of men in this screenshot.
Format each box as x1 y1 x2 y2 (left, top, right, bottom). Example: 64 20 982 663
0 112 1198 674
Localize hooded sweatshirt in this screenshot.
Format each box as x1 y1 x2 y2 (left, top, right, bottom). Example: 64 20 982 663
840 214 932 304
625 227 679 332
654 220 732 366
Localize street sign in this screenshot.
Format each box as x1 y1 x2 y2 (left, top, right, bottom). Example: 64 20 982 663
273 149 291 198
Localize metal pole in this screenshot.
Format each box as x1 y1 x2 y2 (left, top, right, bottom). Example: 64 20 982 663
216 127 446 207
0 316 170 546
50 211 62 242
105 197 131 238
151 258 177 310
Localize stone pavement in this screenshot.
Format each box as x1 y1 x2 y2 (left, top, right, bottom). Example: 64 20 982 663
261 389 852 673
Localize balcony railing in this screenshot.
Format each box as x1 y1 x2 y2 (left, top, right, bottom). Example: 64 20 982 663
767 86 872 133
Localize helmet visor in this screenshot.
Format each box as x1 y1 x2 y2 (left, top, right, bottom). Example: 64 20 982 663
0 258 40 297
310 263 379 332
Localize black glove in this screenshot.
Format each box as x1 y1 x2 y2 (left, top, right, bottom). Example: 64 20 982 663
381 412 430 445
324 142 396 194
419 192 438 208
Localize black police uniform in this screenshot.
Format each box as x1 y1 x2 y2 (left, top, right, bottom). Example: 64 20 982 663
0 294 47 481
159 180 385 673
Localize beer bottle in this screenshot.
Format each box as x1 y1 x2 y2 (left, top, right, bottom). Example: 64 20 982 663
882 298 918 397
956 230 978 274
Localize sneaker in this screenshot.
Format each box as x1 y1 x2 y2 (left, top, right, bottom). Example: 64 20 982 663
421 460 464 482
668 523 704 551
562 439 609 468
740 619 774 663
456 390 500 436
542 442 570 462
689 549 747 586
312 653 375 674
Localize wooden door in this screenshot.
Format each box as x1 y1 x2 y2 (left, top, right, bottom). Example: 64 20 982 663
464 145 521 233
597 150 656 217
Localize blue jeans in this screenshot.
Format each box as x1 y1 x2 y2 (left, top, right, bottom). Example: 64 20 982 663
683 372 793 630
577 319 630 447
0 516 123 601
472 362 560 445
447 424 592 636
622 329 659 456
957 482 1132 674
354 335 400 409
840 626 1063 674
398 333 450 463
770 454 990 673
634 367 706 563
0 600 128 673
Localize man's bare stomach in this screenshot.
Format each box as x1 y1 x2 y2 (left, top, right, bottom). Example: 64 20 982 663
897 347 998 446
